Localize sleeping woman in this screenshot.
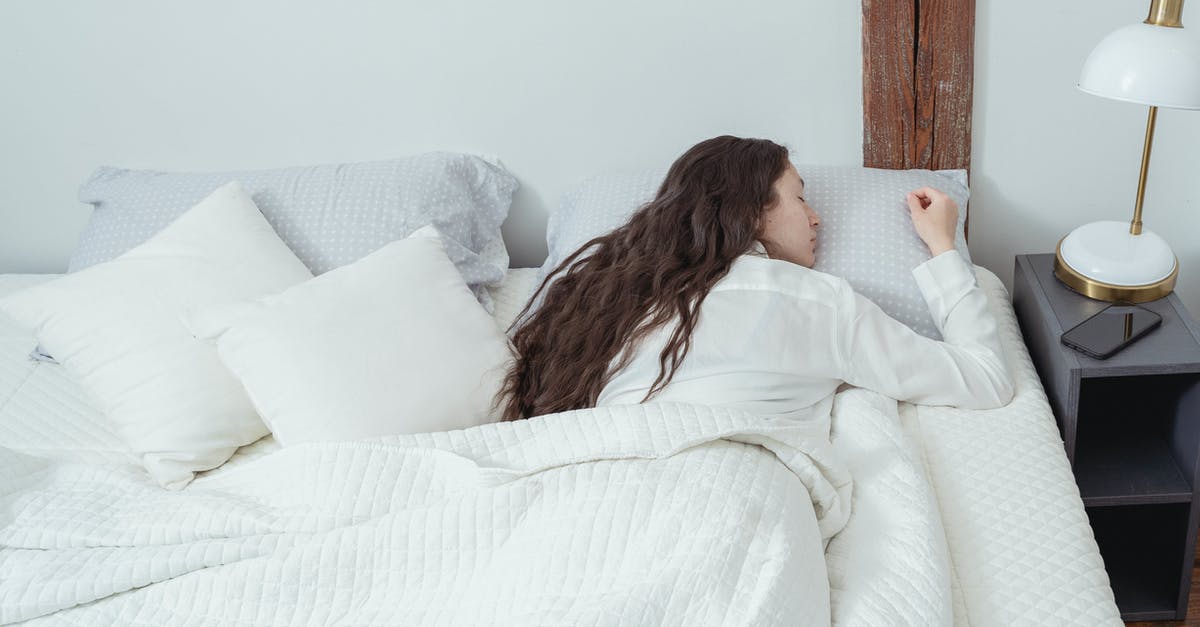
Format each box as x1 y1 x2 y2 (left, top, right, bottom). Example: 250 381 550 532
497 135 1013 425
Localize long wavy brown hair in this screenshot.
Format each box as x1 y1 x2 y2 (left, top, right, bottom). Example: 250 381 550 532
498 135 790 422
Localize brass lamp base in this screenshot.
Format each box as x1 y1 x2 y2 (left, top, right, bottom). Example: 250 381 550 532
1054 239 1177 303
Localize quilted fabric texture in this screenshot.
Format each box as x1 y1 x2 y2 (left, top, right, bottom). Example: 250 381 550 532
538 164 969 338
826 388 953 625
70 152 518 306
1 403 842 625
915 269 1121 626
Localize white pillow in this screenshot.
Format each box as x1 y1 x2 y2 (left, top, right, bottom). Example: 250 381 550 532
0 182 313 488
188 227 513 447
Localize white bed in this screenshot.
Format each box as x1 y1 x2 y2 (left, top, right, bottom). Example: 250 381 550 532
0 267 1120 625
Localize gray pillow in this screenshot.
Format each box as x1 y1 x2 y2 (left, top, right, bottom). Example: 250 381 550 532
71 152 518 305
537 164 970 339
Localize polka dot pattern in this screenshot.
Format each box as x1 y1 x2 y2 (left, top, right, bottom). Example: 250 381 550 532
537 164 971 339
70 153 519 306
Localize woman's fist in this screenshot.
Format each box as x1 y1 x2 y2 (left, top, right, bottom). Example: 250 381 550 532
906 187 958 256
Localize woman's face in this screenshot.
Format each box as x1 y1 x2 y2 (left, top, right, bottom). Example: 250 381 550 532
759 164 820 267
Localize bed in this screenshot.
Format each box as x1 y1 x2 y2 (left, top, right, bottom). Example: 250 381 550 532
1 258 1119 625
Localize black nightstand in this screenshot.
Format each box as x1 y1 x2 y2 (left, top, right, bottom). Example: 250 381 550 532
1013 253 1200 621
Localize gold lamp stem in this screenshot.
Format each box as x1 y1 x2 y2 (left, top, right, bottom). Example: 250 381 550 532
1146 0 1185 27
1131 105 1158 235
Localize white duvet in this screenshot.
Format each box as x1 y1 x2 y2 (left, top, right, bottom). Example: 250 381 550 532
0 393 948 626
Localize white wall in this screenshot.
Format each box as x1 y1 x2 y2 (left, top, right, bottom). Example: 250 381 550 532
0 0 862 271
11 2 1193 316
974 0 1200 316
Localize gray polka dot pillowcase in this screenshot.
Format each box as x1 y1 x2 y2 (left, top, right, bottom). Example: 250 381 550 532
71 153 518 308
538 164 970 339
804 166 970 339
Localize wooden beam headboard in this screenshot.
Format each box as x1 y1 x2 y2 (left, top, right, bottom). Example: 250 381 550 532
862 0 975 173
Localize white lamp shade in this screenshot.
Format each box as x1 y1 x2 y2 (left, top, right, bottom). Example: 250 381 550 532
1078 22 1200 109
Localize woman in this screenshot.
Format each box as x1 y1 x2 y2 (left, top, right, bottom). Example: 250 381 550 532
499 135 1013 423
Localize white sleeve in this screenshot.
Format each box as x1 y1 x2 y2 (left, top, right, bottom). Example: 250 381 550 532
835 251 1014 409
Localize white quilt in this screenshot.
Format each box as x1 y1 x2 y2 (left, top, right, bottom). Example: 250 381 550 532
0 397 952 627
0 403 797 625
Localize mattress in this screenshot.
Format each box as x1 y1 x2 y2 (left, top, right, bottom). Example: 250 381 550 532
0 269 1120 625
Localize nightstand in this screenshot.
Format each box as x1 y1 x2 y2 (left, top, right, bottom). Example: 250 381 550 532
1013 253 1200 621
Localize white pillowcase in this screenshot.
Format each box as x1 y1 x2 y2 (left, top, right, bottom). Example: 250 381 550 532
188 227 513 447
0 182 313 488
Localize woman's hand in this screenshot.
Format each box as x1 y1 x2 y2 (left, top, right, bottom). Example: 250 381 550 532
906 187 958 256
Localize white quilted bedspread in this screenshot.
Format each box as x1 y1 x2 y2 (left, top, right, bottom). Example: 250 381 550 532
914 270 1123 626
3 401 869 626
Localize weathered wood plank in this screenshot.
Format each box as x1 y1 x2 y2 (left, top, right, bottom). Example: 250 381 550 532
917 0 975 171
862 0 974 173
862 0 916 170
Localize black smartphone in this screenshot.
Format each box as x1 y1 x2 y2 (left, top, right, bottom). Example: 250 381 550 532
1060 304 1162 360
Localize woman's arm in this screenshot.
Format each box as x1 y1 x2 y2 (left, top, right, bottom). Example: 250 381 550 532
835 250 1014 409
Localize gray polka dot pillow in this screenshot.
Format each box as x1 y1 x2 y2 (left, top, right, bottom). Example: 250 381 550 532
537 164 970 339
71 152 518 307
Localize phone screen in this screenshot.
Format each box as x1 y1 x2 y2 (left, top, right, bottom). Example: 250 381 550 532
1061 305 1162 358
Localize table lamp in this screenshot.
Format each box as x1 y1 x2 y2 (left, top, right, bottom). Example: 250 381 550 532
1054 0 1200 302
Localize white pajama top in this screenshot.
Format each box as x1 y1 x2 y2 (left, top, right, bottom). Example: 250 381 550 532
596 249 1014 422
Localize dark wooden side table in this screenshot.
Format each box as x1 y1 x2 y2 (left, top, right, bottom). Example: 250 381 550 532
1012 253 1200 621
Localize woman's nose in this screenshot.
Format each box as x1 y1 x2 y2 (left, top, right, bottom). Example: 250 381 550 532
809 210 821 227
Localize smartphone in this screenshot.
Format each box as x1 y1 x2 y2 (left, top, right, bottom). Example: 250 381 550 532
1060 304 1162 360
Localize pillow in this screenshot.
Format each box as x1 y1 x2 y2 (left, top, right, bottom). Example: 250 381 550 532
538 164 971 339
71 152 518 307
0 182 313 488
187 227 513 447
807 167 969 338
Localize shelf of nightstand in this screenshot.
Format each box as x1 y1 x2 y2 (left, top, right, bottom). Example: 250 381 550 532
1074 374 1198 506
1088 503 1190 621
1076 428 1192 506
